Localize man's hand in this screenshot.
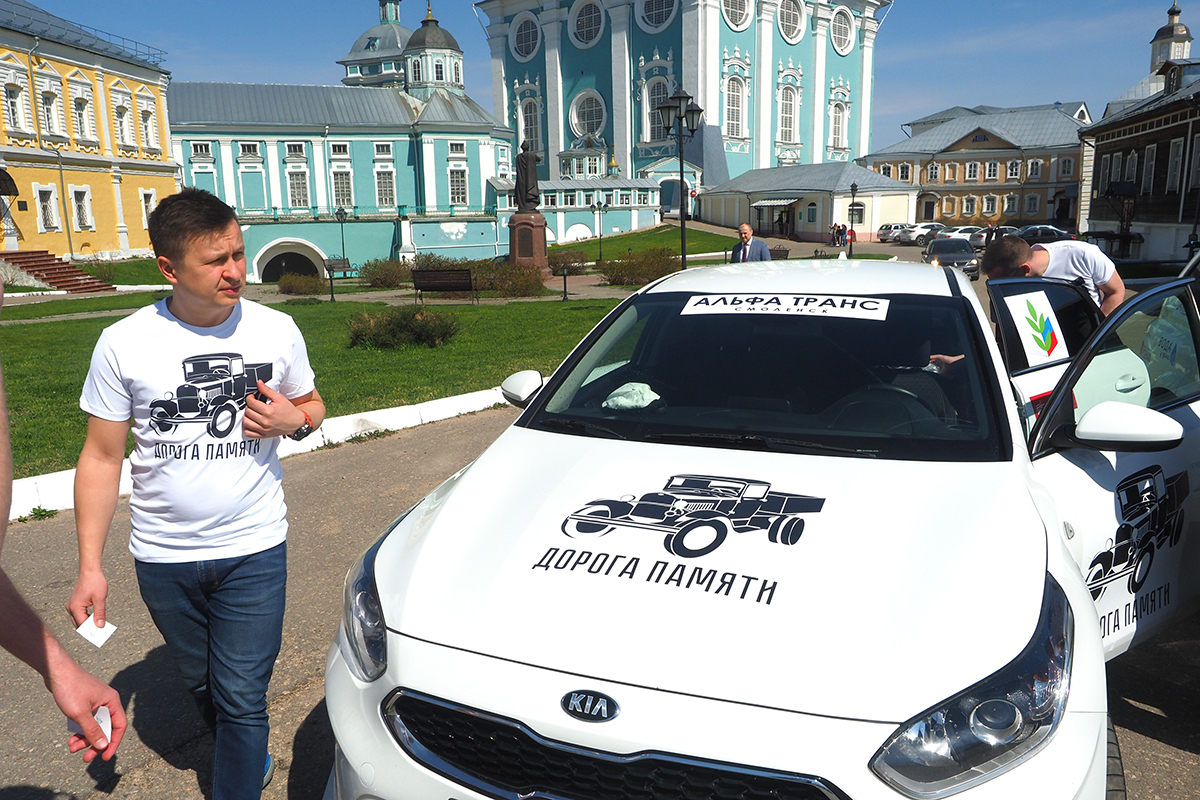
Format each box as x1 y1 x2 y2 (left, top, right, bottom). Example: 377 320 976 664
50 657 127 762
66 570 108 628
243 380 306 439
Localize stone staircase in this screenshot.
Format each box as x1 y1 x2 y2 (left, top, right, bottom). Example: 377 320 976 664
2 250 114 293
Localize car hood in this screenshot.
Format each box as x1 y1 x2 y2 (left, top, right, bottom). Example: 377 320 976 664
375 426 1047 723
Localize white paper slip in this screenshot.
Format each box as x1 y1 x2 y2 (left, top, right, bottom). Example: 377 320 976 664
67 705 112 742
75 614 116 648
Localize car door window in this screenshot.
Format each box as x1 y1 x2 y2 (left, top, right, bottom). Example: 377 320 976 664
986 278 1104 376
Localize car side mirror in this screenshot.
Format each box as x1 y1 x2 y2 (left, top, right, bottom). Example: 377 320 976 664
501 370 544 409
1048 401 1183 452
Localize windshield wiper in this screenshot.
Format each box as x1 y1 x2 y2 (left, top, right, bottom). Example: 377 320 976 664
645 431 877 457
535 417 626 440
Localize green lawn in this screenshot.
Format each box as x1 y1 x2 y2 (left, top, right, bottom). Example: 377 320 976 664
0 299 619 477
2 291 171 321
80 258 170 285
550 224 738 261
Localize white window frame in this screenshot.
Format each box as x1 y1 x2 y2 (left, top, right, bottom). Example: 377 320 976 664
374 141 393 159
777 0 807 44
68 184 93 231
942 196 957 216
1058 157 1073 178
34 183 59 232
139 188 156 230
927 162 940 183
434 61 445 82
966 161 979 181
191 141 212 159
448 140 467 158
520 98 541 153
1025 194 1040 215
721 0 752 32
1190 137 1200 190
829 6 856 55
962 195 977 215
331 169 354 208
1003 194 1018 215
983 195 997 216
509 11 542 63
136 91 159 151
1112 152 1123 185
636 0 678 34
330 141 351 160
1142 144 1156 195
1168 137 1184 192
1100 154 1111 193
1028 159 1042 180
4 83 25 134
1006 160 1021 180
40 89 61 136
829 101 847 149
880 164 892 178
375 167 396 209
287 169 310 210
1125 151 1138 183
238 141 261 160
985 161 999 181
778 85 798 144
112 99 133 147
725 75 746 139
898 163 911 182
568 0 607 49
569 89 607 138
645 77 670 142
284 141 305 160
448 167 468 206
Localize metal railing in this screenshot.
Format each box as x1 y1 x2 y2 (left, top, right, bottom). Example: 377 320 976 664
9 4 168 67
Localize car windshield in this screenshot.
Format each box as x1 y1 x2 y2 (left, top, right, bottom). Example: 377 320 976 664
524 292 1006 461
930 240 974 254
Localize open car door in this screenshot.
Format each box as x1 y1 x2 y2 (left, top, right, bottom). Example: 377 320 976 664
992 277 1200 659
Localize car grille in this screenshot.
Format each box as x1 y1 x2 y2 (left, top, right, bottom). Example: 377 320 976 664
384 690 850 800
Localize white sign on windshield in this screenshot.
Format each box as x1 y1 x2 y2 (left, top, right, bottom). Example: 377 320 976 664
681 294 890 320
1003 290 1070 367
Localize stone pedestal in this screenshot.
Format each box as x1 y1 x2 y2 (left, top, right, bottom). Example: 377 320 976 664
508 212 548 270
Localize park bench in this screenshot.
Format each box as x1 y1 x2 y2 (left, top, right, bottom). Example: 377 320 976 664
769 246 791 261
412 268 478 304
322 258 357 279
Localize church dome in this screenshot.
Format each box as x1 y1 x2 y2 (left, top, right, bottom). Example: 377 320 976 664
1154 3 1192 42
339 21 413 65
402 12 461 55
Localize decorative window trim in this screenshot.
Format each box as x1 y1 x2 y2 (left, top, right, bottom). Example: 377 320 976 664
34 182 59 233
330 169 355 208
139 188 157 230
509 11 542 63
284 141 306 162
136 88 159 152
569 89 607 139
724 74 747 139
777 0 807 44
1100 153 1111 193
962 195 977 215
0 55 31 136
568 0 606 49
898 163 911 182
880 164 892 178
1167 137 1184 193
192 141 213 160
721 0 752 32
982 194 998 216
1027 159 1042 180
374 141 393 159
1124 150 1137 183
1142 143 1157 195
1025 194 1040 215
775 59 802 152
942 196 957 216
985 161 999 181
286 168 310 210
636 0 678 34
68 184 93 231
110 85 135 149
1006 160 1021 180
927 162 940 183
1003 194 1018 215
375 166 396 209
237 141 262 163
642 74 672 143
829 6 856 56
512 75 544 153
330 141 351 160
966 161 979 181
944 162 957 182
1059 156 1074 178
447 165 469 206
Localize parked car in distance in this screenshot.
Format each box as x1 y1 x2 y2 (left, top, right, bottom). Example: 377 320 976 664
934 225 982 241
1016 225 1076 245
896 222 946 246
876 223 910 243
969 225 1020 249
923 238 981 279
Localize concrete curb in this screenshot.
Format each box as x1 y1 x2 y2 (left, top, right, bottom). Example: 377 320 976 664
9 387 509 520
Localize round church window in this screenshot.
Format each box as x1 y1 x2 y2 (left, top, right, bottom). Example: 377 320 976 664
778 0 806 44
830 7 855 55
570 1 605 48
722 0 750 31
510 13 541 62
641 0 675 29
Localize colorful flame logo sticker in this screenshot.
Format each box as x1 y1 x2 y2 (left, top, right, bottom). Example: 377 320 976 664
1025 299 1059 356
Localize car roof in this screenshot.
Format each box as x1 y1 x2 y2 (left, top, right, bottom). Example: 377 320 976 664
644 260 956 298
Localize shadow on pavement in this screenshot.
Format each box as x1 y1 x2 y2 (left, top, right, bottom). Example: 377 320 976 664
1107 610 1200 755
108 645 214 798
0 787 70 800
289 700 334 800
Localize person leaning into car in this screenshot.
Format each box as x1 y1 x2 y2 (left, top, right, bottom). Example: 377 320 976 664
733 224 772 262
981 234 1125 315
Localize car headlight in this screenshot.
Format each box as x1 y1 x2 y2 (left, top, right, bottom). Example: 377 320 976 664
869 574 1073 799
340 512 410 682
969 258 979 266
930 259 940 266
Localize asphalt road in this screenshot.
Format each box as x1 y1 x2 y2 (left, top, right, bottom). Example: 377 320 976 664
1 370 1198 799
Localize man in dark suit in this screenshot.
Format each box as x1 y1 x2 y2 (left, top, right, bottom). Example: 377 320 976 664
732 223 771 262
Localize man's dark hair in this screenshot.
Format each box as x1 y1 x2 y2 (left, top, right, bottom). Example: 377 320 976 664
980 234 1032 277
148 188 238 261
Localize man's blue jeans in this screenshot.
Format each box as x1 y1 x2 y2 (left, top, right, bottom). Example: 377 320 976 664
135 542 286 800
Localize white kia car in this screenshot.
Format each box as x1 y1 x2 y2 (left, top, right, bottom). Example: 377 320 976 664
326 260 1200 800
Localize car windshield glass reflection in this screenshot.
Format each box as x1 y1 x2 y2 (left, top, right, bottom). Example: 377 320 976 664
526 292 1005 461
930 240 973 254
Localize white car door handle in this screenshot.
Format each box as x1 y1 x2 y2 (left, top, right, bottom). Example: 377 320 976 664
1115 374 1145 392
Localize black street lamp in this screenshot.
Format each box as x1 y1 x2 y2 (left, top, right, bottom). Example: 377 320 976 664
333 206 347 302
848 182 858 259
659 88 704 269
590 201 609 262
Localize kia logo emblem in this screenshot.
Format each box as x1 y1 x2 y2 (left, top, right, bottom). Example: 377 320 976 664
561 690 619 722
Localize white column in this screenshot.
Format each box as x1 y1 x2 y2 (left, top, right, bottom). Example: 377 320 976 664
755 0 779 169
111 166 129 251
811 9 829 164
858 20 878 157
219 139 237 203
265 141 282 210
542 8 567 179
610 4 632 177
94 71 113 158
422 137 438 209
869 192 880 236
487 27 510 128
313 137 328 209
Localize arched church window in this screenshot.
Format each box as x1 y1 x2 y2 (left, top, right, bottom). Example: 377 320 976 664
435 62 444 81
411 59 422 82
521 99 540 152
453 62 461 84
830 102 846 148
779 86 796 144
725 76 744 138
647 79 668 141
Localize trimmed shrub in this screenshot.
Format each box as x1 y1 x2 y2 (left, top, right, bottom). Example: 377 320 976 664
359 258 412 288
548 249 589 276
471 259 545 297
347 305 460 349
283 297 322 305
599 248 680 287
413 251 464 271
277 273 327 295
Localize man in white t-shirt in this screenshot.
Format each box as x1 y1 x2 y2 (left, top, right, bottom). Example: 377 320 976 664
981 234 1126 315
67 188 325 799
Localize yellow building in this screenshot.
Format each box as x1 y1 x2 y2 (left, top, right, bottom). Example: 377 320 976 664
862 103 1091 230
0 1 176 262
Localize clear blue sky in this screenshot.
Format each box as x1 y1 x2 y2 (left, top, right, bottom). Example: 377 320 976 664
36 0 1171 151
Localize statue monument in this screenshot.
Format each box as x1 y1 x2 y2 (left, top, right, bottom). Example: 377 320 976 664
508 140 548 269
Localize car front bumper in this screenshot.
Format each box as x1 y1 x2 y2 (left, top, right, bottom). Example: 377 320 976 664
324 626 1108 800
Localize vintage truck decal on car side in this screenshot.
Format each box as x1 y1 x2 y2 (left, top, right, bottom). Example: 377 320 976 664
148 352 273 439
562 474 825 558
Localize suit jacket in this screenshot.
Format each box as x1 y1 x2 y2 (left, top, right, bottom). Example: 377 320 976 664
732 238 771 262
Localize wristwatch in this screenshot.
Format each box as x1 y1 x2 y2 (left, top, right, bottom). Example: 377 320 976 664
290 409 315 441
